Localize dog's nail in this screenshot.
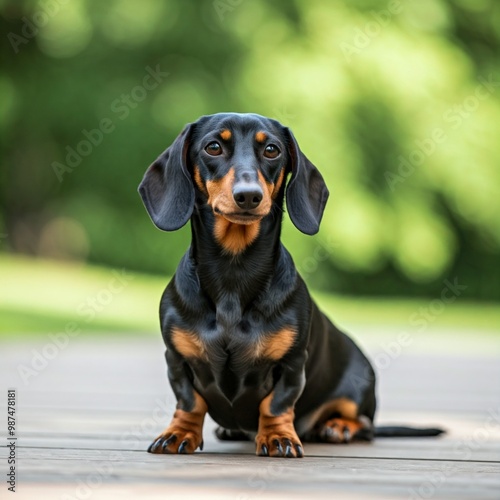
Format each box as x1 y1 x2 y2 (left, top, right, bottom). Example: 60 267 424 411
162 435 176 452
295 444 304 458
178 440 189 454
273 439 283 456
199 439 204 451
148 438 162 453
343 426 351 442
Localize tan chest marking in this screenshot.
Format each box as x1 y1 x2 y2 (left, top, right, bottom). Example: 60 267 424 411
253 327 297 360
171 327 208 361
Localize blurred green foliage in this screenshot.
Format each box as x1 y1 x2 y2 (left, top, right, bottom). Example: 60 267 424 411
1 0 500 299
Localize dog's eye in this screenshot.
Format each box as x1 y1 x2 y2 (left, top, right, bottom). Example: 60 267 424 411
205 142 222 156
264 144 280 159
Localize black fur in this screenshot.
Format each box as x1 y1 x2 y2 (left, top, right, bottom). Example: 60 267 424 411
139 124 195 231
139 113 444 453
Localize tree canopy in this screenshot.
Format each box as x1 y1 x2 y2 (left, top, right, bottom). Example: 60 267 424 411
1 0 499 299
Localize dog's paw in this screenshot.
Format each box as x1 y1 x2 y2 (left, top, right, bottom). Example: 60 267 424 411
147 428 203 454
255 431 304 458
318 417 368 443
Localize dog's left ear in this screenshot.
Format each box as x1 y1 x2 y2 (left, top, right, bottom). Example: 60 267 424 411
138 124 195 231
284 128 329 235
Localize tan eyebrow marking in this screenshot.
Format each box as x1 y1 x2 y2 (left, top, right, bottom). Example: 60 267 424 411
220 129 232 141
255 131 267 143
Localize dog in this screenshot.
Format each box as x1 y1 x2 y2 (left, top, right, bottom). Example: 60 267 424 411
139 112 443 458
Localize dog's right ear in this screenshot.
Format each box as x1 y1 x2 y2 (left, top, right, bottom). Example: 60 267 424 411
138 124 195 231
283 127 329 235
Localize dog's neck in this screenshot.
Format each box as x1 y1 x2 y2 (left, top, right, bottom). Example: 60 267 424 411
188 200 285 307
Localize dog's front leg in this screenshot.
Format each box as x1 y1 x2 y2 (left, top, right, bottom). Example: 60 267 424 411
255 361 306 458
148 349 207 454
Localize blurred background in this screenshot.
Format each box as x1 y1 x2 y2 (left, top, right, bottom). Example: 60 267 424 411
1 0 499 336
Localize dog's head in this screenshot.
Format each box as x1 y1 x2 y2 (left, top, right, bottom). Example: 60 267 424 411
138 113 329 235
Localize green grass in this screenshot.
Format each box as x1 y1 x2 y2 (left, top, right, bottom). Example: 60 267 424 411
0 254 164 336
313 291 500 334
1 253 499 338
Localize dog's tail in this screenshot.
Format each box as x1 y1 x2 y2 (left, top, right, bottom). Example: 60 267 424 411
374 426 445 438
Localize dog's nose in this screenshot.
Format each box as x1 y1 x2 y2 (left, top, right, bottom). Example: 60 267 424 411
233 183 263 210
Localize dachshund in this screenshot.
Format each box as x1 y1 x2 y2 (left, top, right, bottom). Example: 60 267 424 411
139 112 443 458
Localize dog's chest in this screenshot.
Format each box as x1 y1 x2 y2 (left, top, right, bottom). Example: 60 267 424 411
168 284 297 402
172 314 295 369
183 324 284 405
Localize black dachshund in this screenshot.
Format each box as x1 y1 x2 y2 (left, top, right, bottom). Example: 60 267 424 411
139 112 442 458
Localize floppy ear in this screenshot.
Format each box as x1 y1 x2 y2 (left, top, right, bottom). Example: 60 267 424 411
284 128 329 235
138 124 195 231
